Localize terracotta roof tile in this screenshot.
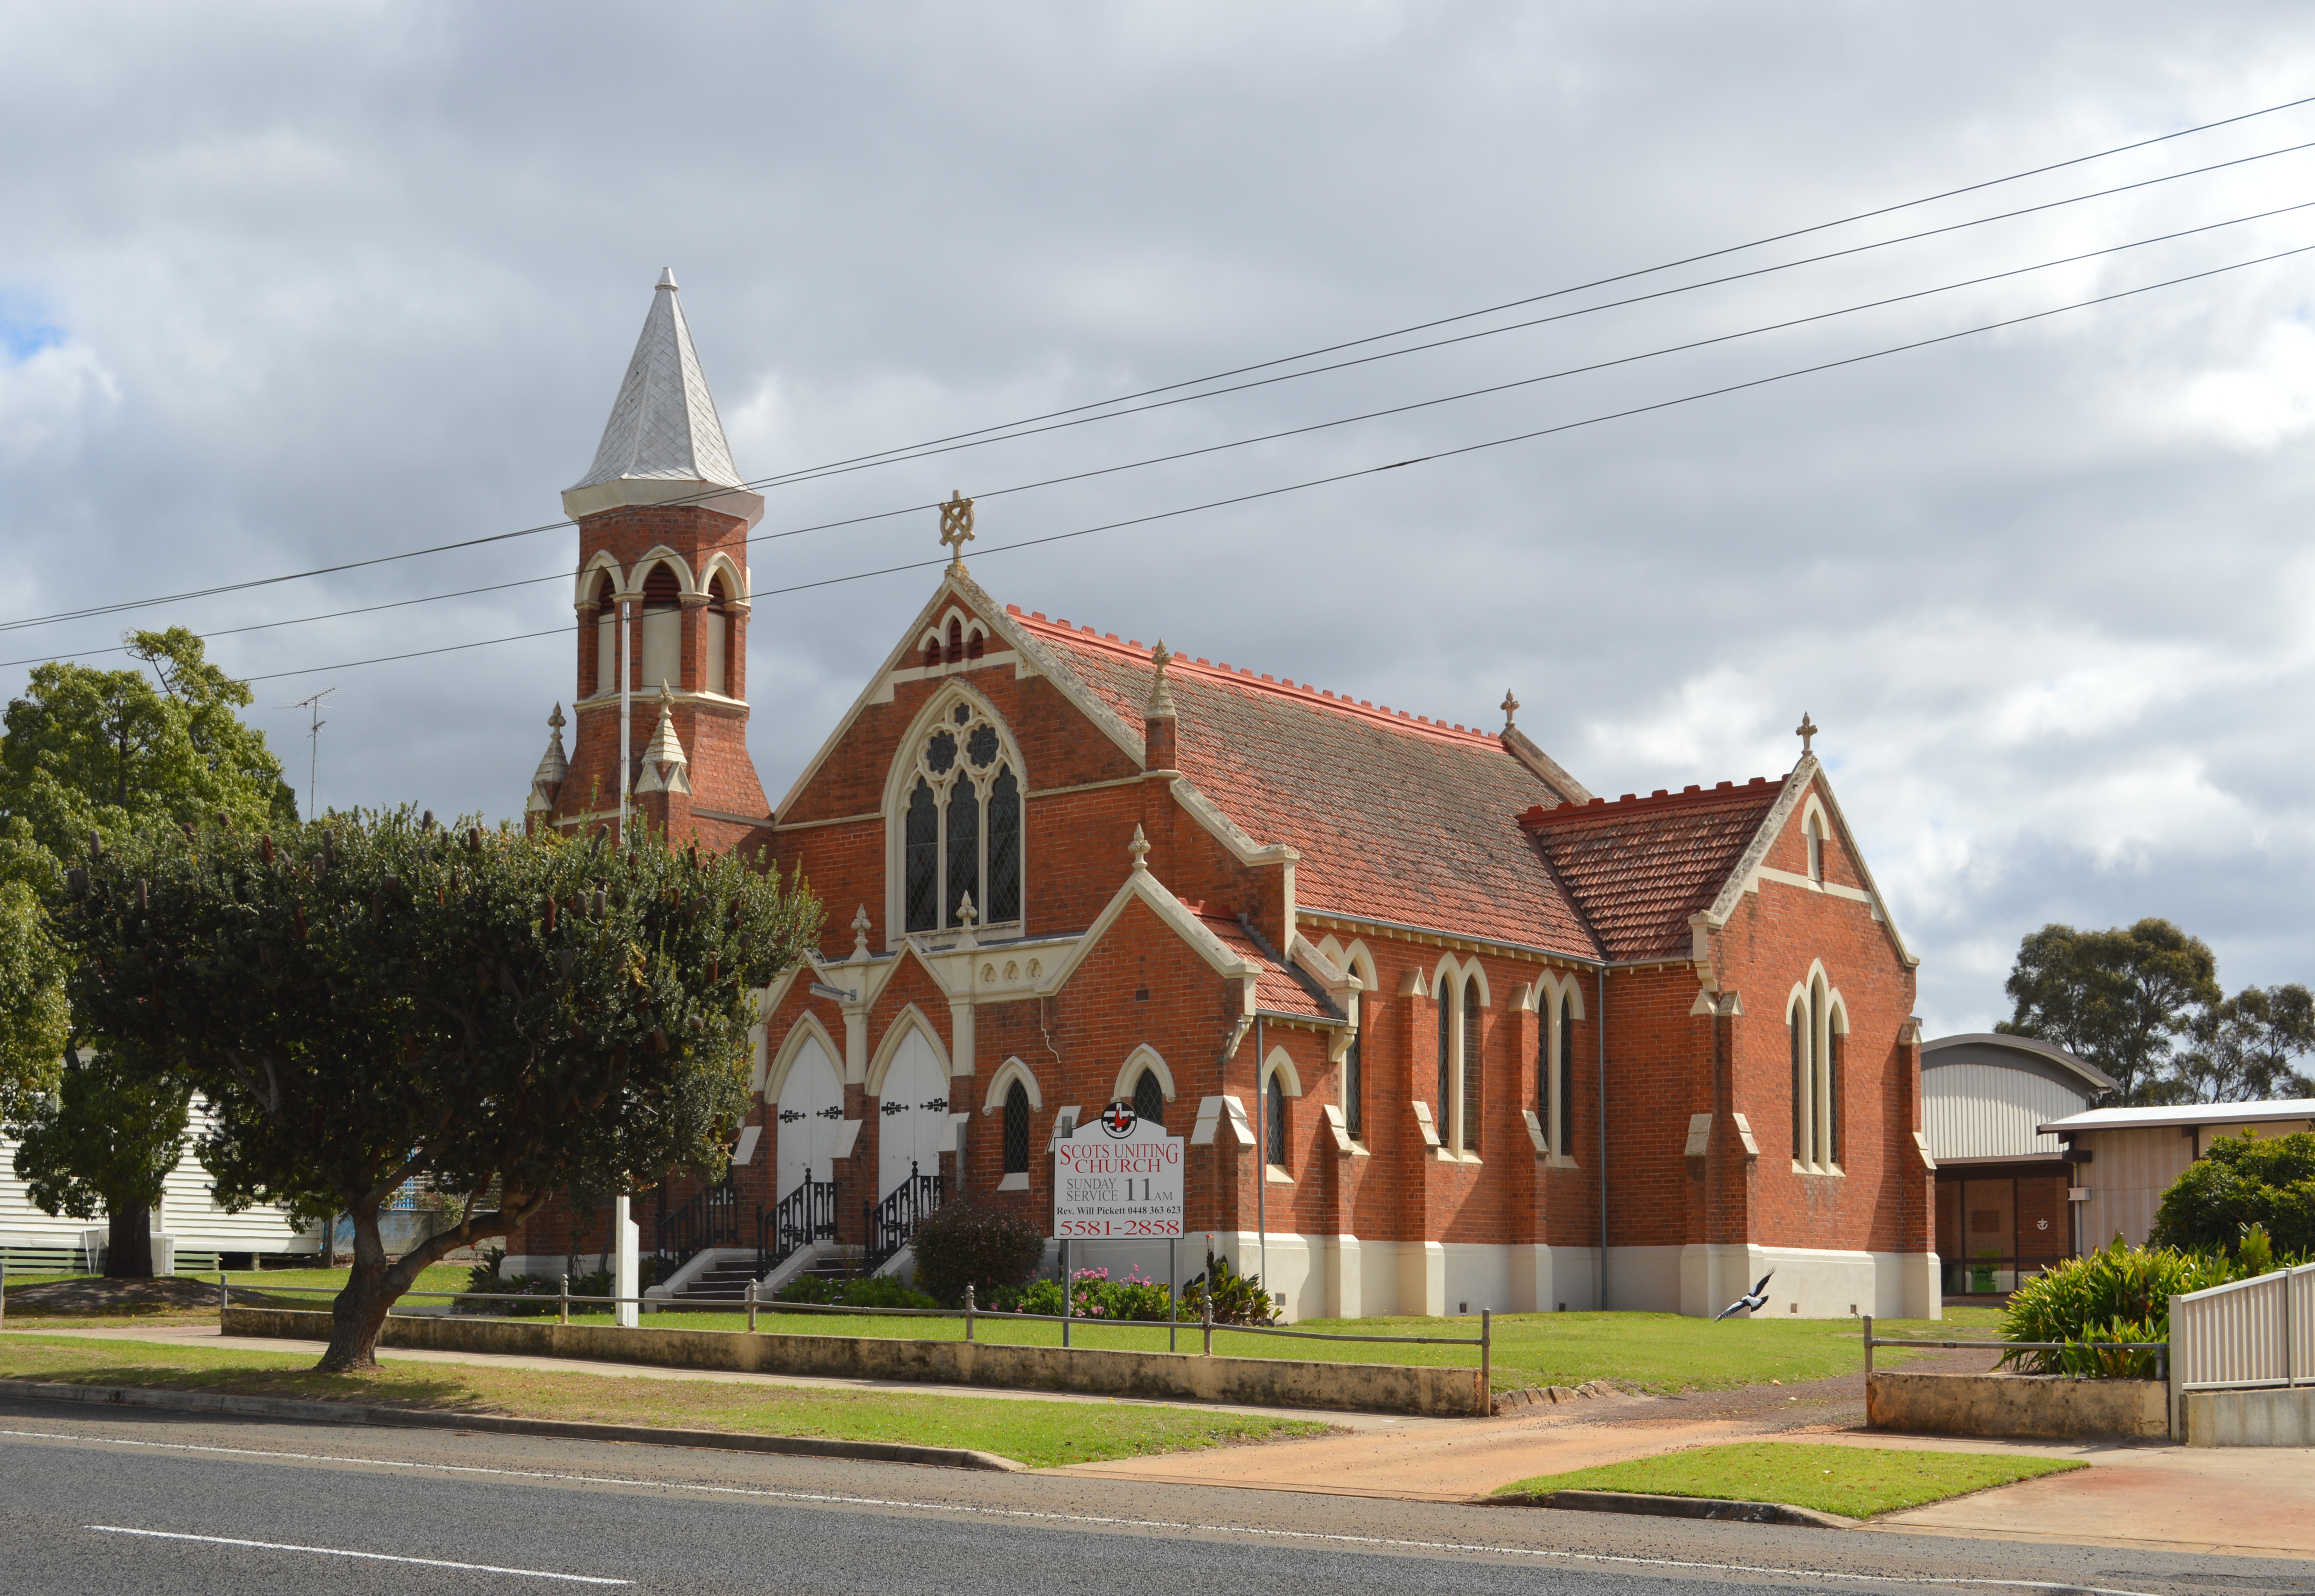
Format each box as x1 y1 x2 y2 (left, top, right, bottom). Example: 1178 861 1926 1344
1521 782 1784 963
1195 911 1337 1021
1013 610 1601 959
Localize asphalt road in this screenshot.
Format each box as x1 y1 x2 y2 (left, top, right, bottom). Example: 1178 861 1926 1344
0 1396 2304 1596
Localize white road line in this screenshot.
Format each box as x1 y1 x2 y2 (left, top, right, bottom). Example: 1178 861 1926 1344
83 1525 629 1585
8 1427 2169 1596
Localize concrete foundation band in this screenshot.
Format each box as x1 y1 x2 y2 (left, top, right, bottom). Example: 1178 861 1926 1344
503 1237 1939 1321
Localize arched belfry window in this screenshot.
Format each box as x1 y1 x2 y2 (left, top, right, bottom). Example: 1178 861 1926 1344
705 574 734 697
590 572 619 698
639 561 682 691
1806 811 1826 883
897 698 1024 935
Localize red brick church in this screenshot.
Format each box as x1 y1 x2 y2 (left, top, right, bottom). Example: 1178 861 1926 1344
509 275 1940 1320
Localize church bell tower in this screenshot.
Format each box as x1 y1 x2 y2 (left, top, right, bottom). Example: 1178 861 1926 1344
526 270 772 852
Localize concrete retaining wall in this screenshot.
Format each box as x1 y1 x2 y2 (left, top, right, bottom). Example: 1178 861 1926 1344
2183 1387 2315 1447
222 1308 1484 1418
1866 1371 2168 1439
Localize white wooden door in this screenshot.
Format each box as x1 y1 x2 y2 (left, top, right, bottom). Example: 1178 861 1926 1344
877 1030 951 1200
774 1036 843 1198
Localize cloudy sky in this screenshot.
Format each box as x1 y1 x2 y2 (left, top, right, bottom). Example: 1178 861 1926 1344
3 3 2312 1035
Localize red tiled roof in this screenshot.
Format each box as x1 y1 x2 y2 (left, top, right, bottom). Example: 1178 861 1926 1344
1196 911 1337 1021
1011 609 1601 959
1521 781 1785 962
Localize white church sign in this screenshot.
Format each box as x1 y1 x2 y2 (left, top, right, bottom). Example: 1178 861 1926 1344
1054 1102 1184 1238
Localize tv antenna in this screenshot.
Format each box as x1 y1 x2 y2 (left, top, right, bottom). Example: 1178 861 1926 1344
283 687 336 818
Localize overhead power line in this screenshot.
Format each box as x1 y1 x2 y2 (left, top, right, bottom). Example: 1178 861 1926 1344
232 237 2315 684
14 192 2309 676
6 95 2313 642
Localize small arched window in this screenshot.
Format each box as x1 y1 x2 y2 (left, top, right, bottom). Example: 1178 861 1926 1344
1435 975 1452 1130
1133 1067 1166 1128
899 700 1024 935
1557 997 1575 1155
966 628 985 660
1002 1080 1030 1174
1807 813 1826 883
945 617 964 664
1461 976 1482 1150
1342 1031 1363 1143
1266 1071 1287 1167
923 636 941 669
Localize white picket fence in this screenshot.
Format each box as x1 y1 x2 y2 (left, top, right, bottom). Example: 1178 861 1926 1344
2171 1261 2315 1392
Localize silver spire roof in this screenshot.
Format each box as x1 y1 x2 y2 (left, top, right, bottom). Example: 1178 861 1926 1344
562 270 764 526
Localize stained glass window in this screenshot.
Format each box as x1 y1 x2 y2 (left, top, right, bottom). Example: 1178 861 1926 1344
1002 1081 1030 1173
946 777 980 923
967 724 998 768
1133 1068 1166 1127
986 768 1020 923
926 731 956 774
905 779 938 932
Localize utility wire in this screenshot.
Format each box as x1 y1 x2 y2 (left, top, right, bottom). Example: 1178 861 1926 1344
232 238 2315 684
19 197 2313 677
7 96 2313 641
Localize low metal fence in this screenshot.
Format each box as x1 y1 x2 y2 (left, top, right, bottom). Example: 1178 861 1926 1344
199 1275 1492 1385
1860 1315 2170 1378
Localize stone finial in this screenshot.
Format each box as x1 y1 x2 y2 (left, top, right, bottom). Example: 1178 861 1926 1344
634 681 691 795
939 490 976 573
955 891 978 950
527 703 570 814
1146 640 1177 720
1128 823 1151 873
1500 690 1519 732
1795 711 1818 756
851 905 872 961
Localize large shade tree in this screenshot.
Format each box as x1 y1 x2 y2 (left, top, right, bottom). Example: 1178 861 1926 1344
54 811 819 1370
0 629 296 1274
1998 919 2223 1105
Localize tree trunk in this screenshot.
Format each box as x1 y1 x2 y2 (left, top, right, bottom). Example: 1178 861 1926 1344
105 1205 154 1279
316 1203 395 1373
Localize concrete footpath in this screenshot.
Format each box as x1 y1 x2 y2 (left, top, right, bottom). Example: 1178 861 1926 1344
7 1322 2306 1557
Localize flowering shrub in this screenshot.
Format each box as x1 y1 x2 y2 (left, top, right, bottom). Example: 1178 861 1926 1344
985 1266 1180 1320
775 1273 938 1310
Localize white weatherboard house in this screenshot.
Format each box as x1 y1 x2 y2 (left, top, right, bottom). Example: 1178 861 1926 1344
2041 1097 2315 1254
0 1100 319 1269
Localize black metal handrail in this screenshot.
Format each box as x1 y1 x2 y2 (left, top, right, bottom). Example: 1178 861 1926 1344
655 1178 739 1266
757 1174 838 1275
863 1161 941 1275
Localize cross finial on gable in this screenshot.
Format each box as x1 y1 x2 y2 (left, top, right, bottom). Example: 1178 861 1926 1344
1795 711 1818 756
1501 690 1519 731
938 490 975 573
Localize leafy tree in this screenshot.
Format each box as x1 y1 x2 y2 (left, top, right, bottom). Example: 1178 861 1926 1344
1997 919 2221 1104
2175 986 2315 1105
0 629 296 1273
53 811 819 1371
2148 1130 2315 1258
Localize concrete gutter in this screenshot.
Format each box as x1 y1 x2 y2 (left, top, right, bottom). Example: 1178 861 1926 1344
0 1377 1024 1471
1491 1488 1859 1530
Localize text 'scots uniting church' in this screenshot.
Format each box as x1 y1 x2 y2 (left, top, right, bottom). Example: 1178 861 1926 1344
508 275 1940 1321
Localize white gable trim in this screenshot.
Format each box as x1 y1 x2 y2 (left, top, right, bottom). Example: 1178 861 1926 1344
866 1004 952 1097
1168 777 1296 867
1044 867 1261 995
1695 756 1917 969
765 1011 844 1104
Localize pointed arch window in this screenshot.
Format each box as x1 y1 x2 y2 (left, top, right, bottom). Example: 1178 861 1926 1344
1557 997 1575 1155
1460 977 1482 1150
590 572 619 698
1435 975 1452 1131
1542 992 1576 1158
639 561 682 691
1790 973 1845 1172
1265 1071 1288 1167
705 574 735 698
1342 1031 1363 1142
1002 1081 1031 1175
1133 1067 1166 1128
1806 812 1826 883
897 699 1024 936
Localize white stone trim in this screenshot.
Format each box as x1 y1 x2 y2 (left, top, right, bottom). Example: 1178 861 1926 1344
1111 1044 1177 1106
1261 1045 1304 1098
764 1012 843 1105
983 1056 1042 1113
1167 777 1297 867
865 1005 951 1097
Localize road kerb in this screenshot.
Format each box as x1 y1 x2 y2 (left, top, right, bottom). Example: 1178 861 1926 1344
0 1377 1025 1471
1489 1488 1859 1530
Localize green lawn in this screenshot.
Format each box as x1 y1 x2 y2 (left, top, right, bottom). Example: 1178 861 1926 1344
360 1302 2001 1394
0 1332 1327 1468
0 1266 475 1325
1496 1441 2083 1518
